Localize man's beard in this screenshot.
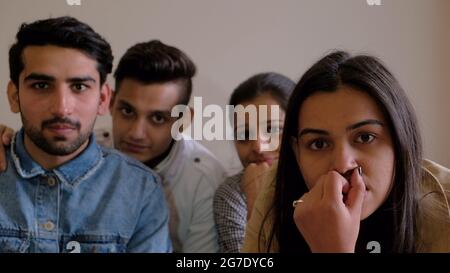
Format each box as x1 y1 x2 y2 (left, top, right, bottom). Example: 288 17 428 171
21 115 94 156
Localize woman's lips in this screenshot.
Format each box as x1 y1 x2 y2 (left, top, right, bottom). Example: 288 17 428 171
255 157 278 166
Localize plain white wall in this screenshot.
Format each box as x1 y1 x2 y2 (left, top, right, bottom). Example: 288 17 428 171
0 0 449 173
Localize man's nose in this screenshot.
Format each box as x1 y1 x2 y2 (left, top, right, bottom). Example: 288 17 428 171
50 87 74 117
128 119 147 140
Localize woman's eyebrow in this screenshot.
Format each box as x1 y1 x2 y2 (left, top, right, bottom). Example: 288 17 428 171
346 119 384 131
298 128 328 137
298 119 384 138
265 119 283 124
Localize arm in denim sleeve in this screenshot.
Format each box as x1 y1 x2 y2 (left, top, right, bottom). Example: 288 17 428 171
127 177 172 253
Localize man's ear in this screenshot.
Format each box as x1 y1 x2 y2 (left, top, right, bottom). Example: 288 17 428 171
98 83 112 116
290 136 299 162
7 81 20 113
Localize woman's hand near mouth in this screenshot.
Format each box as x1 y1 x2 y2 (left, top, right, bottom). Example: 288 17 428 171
241 162 272 220
293 167 366 252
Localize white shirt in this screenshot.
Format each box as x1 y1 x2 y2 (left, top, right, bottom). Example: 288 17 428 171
95 128 225 252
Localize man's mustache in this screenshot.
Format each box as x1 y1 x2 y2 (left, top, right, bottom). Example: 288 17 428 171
42 117 81 130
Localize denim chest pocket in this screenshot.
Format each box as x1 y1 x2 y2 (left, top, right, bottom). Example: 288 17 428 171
0 229 30 253
61 235 128 253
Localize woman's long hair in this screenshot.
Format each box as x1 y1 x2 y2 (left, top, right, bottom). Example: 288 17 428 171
263 51 423 253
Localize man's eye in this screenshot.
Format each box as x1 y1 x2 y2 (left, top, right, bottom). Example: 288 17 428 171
151 114 166 124
32 82 50 90
355 133 376 144
120 107 134 117
309 139 330 150
72 83 88 92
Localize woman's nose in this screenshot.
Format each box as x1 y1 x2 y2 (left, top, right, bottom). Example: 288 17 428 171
331 142 358 175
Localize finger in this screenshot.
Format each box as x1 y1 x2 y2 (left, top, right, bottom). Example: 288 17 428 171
2 128 14 146
257 162 270 174
342 179 350 195
0 138 6 172
0 126 4 141
322 171 349 202
293 192 310 213
241 163 259 188
243 163 257 175
346 167 366 215
306 173 326 199
254 161 269 170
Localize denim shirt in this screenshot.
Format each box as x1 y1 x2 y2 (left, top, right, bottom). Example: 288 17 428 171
0 129 172 253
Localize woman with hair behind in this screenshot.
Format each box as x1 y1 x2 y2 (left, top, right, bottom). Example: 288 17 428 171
213 72 295 253
242 51 450 253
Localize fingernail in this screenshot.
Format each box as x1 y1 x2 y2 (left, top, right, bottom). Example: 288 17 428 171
357 166 362 176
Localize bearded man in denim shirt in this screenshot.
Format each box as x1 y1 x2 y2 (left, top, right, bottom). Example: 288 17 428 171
0 16 171 253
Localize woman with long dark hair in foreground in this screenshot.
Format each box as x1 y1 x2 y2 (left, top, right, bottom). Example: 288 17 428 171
242 51 450 253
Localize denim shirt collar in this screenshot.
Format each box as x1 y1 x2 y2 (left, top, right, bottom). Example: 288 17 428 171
11 128 103 187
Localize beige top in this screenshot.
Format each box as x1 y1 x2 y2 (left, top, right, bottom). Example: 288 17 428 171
242 159 450 253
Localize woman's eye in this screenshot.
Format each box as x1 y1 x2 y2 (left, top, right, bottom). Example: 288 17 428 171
236 130 256 141
236 130 249 141
266 125 282 134
32 82 50 90
355 133 376 144
151 114 166 124
309 139 330 150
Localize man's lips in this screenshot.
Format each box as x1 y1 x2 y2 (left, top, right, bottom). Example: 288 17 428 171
45 123 77 134
122 142 150 153
48 124 76 129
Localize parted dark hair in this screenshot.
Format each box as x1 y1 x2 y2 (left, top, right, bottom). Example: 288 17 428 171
9 16 113 87
114 40 196 105
229 72 295 111
264 51 422 253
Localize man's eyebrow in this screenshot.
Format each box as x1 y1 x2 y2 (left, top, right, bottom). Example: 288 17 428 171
117 100 136 110
24 73 55 82
23 74 97 84
67 76 96 84
149 110 172 117
298 119 384 138
117 100 172 116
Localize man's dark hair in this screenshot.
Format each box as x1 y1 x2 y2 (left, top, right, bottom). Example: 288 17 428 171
9 16 113 87
114 40 196 105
